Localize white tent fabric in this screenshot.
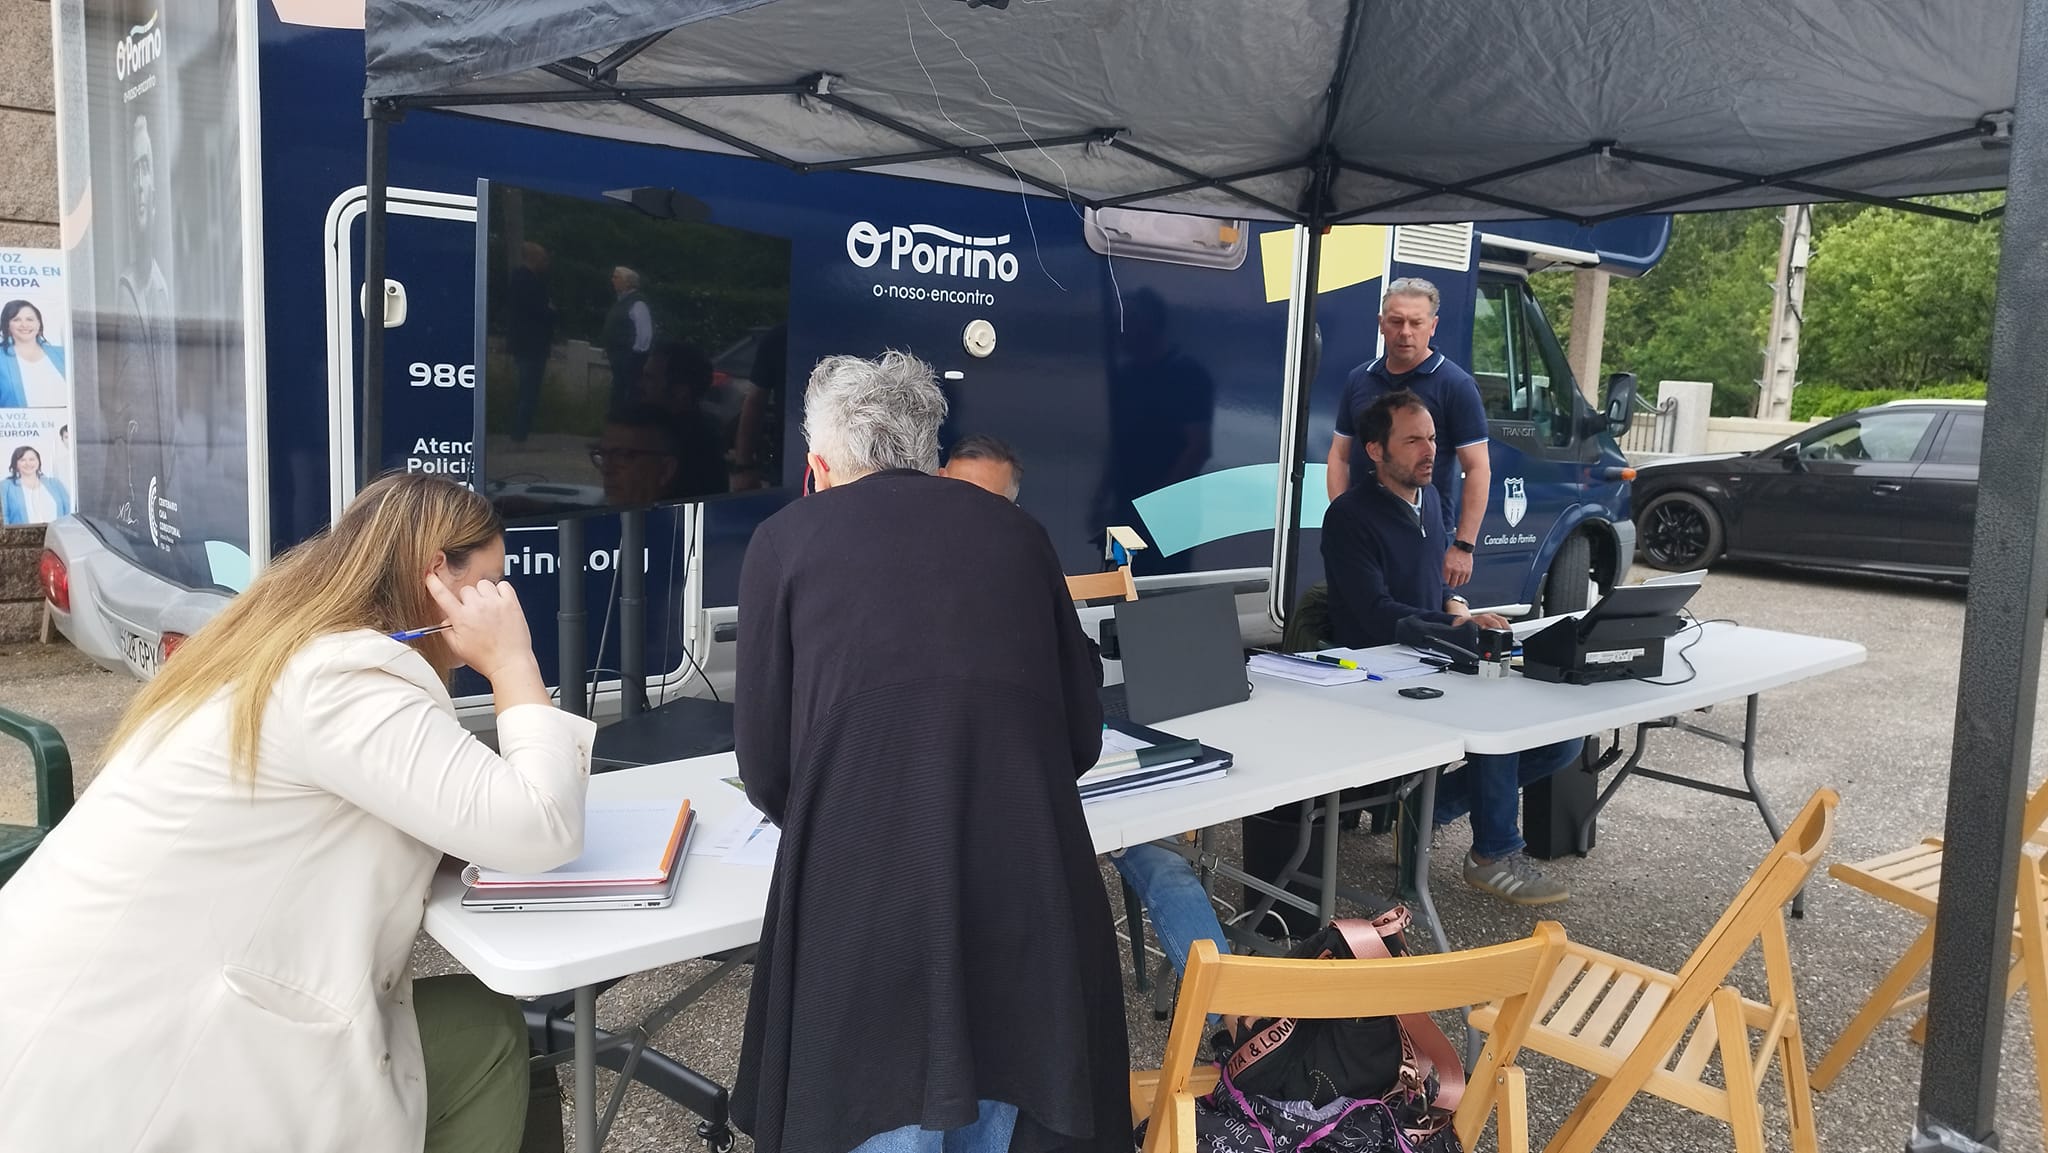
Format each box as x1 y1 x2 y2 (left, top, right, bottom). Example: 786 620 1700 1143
363 0 2020 225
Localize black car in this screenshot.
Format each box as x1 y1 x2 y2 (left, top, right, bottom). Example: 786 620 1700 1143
1632 400 1982 578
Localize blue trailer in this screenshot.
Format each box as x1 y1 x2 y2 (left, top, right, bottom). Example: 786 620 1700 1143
38 0 1669 712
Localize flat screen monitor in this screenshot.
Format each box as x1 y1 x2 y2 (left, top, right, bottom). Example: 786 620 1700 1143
474 180 793 522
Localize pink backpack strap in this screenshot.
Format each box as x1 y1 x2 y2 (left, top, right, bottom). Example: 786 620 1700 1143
1332 916 1467 1119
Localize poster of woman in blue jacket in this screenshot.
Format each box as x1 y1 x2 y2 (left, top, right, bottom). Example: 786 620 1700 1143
2 446 73 526
0 301 67 410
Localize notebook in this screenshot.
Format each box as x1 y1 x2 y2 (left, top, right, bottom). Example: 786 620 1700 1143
460 799 694 912
1078 718 1232 804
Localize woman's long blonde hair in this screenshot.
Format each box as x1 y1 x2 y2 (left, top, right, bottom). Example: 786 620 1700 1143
104 473 503 777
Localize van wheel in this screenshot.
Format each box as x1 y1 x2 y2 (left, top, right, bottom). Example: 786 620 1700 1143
1541 533 1593 615
1639 491 1723 571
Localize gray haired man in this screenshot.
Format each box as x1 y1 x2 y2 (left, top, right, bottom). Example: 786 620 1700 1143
1325 276 1493 589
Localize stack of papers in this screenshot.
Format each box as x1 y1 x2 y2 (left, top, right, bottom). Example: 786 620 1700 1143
1079 722 1230 804
1247 651 1374 685
1322 647 1442 680
694 777 782 867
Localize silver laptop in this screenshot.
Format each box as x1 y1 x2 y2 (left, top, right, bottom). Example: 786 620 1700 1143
460 814 696 912
1640 569 1707 587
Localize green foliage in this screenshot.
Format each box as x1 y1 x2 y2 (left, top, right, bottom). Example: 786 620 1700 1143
1534 209 1780 418
1788 380 1986 422
1800 194 2002 392
1538 194 2002 422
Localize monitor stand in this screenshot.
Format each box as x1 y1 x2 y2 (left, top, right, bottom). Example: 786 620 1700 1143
554 509 734 770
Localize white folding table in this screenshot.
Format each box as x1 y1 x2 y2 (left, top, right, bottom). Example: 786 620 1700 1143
1256 620 1868 912
426 694 1465 1152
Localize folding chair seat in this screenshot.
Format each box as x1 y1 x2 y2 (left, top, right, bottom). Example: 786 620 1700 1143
1471 789 1837 1153
1810 783 2048 1090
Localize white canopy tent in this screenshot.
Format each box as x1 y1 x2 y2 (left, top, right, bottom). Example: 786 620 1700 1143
360 3 2048 1147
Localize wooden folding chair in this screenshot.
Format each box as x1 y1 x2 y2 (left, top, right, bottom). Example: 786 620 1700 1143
1066 565 1138 603
1470 788 1838 1153
1129 923 1570 1153
2016 848 2048 1137
1810 782 2048 1090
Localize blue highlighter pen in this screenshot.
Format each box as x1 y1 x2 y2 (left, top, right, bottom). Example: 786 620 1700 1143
390 624 451 643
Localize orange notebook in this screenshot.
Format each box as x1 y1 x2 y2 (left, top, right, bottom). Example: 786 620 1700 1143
461 799 692 888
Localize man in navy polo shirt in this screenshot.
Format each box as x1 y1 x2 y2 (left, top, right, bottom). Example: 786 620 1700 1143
1326 277 1491 589
1324 390 1580 906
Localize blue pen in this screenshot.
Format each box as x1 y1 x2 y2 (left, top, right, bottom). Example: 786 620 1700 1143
390 624 451 642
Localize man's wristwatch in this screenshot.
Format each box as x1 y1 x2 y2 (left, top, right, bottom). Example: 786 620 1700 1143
1447 595 1469 608
1453 539 1476 554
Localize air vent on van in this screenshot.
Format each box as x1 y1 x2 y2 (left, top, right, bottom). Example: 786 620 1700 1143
1391 223 1474 272
1084 207 1249 270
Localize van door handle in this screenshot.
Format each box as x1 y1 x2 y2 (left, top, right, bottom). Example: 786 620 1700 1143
1872 482 1904 495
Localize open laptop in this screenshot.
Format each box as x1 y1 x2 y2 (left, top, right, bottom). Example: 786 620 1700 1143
1641 568 1708 588
1100 584 1249 725
460 814 697 912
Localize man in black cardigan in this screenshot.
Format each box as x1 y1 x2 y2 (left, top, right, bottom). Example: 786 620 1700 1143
732 352 1130 1153
1323 390 1582 907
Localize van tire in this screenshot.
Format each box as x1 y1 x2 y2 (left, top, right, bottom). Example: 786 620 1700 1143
1540 533 1594 615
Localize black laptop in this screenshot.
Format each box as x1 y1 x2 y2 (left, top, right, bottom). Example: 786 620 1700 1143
1099 584 1250 724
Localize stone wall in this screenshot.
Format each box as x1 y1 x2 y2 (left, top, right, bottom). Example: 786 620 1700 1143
0 1 58 250
1 1 57 640
0 527 47 642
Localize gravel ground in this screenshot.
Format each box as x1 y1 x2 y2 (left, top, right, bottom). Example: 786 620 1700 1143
3 563 2043 1152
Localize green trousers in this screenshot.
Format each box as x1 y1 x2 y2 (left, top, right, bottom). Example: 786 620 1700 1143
416 974 531 1153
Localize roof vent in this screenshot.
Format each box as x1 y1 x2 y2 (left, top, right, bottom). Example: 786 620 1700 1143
1392 223 1474 272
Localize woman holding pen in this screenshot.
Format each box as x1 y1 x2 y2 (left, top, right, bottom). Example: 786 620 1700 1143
0 472 594 1153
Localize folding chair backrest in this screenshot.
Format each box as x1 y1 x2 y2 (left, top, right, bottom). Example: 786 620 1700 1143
1674 789 1838 989
1146 923 1568 1153
1066 566 1137 603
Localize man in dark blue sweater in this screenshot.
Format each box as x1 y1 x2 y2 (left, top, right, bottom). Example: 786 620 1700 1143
1322 390 1581 906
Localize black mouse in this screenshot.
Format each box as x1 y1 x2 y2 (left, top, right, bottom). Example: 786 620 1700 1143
1398 686 1444 700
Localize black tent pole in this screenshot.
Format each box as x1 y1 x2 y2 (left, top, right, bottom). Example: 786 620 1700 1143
361 102 393 489
1277 0 1363 624
1913 0 2048 1146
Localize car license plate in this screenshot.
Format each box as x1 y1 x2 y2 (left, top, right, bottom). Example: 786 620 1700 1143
120 630 162 679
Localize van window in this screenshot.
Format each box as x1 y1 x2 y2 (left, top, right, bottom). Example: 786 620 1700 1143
1471 281 1514 417
1517 290 1580 448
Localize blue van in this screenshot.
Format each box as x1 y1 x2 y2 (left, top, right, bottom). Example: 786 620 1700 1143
38 0 1667 710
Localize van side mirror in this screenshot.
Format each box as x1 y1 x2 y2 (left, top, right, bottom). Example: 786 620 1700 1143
1601 372 1640 432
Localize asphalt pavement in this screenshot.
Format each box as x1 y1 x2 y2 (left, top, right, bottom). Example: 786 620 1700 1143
2 563 2042 1152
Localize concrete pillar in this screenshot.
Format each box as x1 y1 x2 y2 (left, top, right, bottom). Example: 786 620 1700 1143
1569 268 1610 401
1657 380 1713 457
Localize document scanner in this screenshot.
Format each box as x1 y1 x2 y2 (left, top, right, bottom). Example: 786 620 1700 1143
1520 582 1700 685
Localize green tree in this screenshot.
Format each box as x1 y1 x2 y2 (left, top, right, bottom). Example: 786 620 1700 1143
1800 193 2002 392
1535 195 2002 420
1534 209 1780 416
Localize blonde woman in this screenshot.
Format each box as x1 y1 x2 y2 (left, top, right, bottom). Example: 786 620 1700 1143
0 473 594 1153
